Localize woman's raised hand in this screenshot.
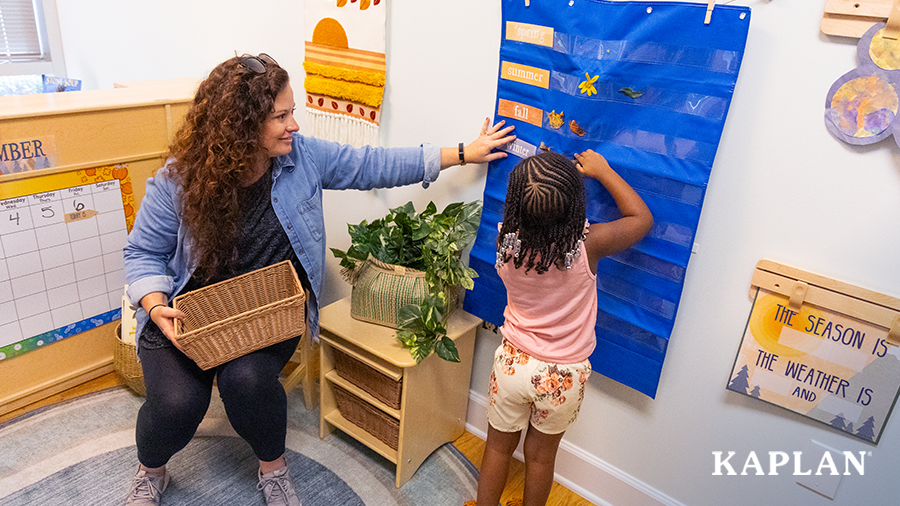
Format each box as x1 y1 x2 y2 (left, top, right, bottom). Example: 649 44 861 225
464 118 516 165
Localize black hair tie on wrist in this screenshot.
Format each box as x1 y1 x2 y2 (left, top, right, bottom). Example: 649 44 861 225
458 142 466 166
148 303 167 320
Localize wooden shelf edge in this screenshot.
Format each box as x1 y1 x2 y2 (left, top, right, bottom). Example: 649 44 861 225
323 408 399 463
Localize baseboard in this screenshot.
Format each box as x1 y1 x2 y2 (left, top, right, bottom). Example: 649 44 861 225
0 360 115 418
465 391 687 506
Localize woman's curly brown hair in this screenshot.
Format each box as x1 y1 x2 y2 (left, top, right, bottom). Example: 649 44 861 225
167 56 290 282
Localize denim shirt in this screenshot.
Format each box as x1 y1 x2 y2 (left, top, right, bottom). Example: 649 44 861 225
124 133 441 350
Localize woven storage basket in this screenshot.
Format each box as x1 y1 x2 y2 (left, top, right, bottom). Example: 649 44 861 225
333 348 402 409
114 324 145 396
333 383 399 450
173 260 306 370
350 257 458 328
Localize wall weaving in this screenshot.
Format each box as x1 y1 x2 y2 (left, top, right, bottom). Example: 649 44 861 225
304 0 386 147
463 0 751 398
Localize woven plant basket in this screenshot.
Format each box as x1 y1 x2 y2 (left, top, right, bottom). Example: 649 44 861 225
333 383 400 450
173 260 306 370
333 347 402 409
349 257 458 328
114 324 145 396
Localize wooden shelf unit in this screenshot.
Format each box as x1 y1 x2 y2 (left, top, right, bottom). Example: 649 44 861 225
317 296 480 487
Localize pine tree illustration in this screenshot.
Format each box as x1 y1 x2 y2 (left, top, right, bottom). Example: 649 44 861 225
750 385 761 398
855 416 877 442
845 422 854 434
829 413 846 431
728 365 750 394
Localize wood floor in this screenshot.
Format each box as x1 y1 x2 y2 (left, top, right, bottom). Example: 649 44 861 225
0 372 594 506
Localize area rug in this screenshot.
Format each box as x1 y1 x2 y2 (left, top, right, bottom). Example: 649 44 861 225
0 386 478 505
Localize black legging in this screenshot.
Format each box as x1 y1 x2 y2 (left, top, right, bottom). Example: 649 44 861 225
135 335 301 469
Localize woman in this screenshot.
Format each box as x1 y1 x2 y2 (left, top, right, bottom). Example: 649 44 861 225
122 53 514 506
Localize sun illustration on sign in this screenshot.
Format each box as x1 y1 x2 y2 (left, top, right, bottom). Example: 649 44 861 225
748 293 825 358
825 22 900 148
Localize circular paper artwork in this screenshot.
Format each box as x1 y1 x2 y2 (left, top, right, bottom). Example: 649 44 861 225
824 22 900 147
826 74 897 139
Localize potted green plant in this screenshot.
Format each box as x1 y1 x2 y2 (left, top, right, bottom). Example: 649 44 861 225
331 200 482 363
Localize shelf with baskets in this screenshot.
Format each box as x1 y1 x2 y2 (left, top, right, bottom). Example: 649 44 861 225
318 296 480 487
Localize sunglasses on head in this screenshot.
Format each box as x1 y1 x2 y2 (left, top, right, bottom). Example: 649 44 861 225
238 53 277 74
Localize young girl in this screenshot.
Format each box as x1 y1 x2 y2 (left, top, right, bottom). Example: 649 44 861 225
476 149 653 506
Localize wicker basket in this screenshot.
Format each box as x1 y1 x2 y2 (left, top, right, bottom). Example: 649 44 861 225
333 383 399 450
350 257 458 328
173 260 306 370
333 348 402 409
114 324 145 396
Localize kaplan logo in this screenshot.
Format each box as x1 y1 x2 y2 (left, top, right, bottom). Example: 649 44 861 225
712 451 869 476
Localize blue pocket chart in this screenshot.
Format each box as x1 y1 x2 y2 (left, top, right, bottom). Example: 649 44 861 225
464 0 751 398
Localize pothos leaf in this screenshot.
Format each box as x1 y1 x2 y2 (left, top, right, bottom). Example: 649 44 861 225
434 336 460 363
618 87 643 99
397 304 424 332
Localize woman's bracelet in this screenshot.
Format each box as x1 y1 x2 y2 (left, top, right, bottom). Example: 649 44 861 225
148 303 167 320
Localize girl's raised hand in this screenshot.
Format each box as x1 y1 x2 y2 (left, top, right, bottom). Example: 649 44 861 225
574 149 613 180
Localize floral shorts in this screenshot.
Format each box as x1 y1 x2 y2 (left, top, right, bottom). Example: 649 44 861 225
487 339 591 435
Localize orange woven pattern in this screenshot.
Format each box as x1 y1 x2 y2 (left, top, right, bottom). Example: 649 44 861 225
333 348 402 409
173 261 306 370
333 383 400 450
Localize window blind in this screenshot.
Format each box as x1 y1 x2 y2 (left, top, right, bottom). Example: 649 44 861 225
0 0 42 62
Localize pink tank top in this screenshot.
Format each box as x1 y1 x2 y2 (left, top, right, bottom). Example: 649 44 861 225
497 240 597 364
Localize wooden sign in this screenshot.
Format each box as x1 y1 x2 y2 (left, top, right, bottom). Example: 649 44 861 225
728 260 900 444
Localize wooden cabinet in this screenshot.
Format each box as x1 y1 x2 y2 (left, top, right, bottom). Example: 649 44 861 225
0 79 197 417
318 296 480 487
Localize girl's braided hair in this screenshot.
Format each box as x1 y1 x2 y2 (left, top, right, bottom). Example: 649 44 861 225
498 151 586 274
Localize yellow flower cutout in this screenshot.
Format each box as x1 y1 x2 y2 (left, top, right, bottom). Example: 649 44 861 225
578 72 598 96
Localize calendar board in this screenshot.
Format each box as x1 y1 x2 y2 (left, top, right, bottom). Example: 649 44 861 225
0 165 136 361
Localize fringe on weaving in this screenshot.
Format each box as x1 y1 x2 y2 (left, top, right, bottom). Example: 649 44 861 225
307 109 379 148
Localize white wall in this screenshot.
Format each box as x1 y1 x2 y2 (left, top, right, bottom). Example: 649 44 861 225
55 1 900 505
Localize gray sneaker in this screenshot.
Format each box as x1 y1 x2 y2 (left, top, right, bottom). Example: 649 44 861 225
124 466 169 505
257 466 302 506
